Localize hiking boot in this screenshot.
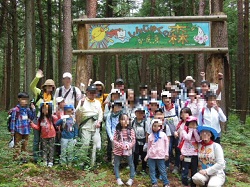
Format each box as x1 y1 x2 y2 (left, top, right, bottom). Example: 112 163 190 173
126 179 133 186
117 178 124 185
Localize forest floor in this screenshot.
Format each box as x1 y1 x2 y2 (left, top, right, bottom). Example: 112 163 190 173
0 111 249 187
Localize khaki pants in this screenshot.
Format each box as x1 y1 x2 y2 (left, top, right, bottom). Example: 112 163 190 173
80 129 96 166
14 132 29 160
192 172 225 187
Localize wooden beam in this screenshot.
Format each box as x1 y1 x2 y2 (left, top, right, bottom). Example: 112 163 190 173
73 48 228 55
73 15 227 24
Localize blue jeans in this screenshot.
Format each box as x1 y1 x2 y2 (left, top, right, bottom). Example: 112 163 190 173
114 154 135 179
148 158 170 186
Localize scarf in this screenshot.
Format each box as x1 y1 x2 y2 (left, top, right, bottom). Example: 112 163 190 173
153 131 161 142
111 110 122 118
43 92 52 102
201 140 214 150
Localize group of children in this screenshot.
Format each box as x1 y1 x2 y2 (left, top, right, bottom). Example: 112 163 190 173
9 70 227 187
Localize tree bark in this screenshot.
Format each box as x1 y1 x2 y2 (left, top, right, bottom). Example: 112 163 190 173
58 0 63 83
197 0 206 84
11 0 19 106
25 0 35 95
46 0 53 79
36 0 46 86
0 0 7 36
63 0 72 73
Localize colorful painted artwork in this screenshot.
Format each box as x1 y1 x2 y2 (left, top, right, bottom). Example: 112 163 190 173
88 22 210 49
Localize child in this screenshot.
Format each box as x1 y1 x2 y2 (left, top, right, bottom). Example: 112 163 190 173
145 119 170 187
10 92 36 162
55 104 78 165
179 116 200 187
106 100 123 162
30 102 57 167
113 113 135 186
132 105 148 174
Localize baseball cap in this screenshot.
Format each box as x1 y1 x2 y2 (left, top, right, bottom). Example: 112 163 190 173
63 72 72 79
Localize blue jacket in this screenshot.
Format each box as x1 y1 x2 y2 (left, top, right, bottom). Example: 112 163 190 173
106 112 120 140
55 116 78 139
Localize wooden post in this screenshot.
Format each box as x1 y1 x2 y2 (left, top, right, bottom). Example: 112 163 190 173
76 19 90 88
206 2 229 131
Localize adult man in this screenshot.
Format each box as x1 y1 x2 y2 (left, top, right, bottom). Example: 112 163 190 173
54 72 82 109
78 85 103 166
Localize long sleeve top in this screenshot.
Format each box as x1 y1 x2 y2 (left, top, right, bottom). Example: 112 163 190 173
10 105 36 135
113 129 136 156
181 128 200 156
106 112 120 140
146 131 169 159
198 105 227 134
30 116 57 139
55 115 78 139
198 142 225 176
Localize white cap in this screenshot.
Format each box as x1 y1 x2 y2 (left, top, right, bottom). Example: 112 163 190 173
110 89 121 95
56 97 64 103
63 72 72 79
161 91 171 97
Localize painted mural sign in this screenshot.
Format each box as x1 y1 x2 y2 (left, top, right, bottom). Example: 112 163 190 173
88 22 210 49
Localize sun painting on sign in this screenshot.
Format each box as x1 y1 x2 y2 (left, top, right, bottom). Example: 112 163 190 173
89 25 114 48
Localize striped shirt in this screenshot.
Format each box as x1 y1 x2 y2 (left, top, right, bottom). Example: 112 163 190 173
113 129 135 156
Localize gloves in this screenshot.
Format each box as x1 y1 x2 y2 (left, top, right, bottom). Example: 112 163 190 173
143 143 148 152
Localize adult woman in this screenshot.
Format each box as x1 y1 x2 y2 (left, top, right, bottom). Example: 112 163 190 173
192 125 225 187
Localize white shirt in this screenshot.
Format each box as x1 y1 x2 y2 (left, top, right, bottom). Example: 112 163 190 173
54 85 82 107
198 106 227 134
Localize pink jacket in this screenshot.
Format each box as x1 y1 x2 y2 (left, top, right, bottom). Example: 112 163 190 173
31 116 58 139
180 128 200 156
146 131 169 159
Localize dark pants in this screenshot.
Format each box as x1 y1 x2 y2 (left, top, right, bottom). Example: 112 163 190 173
107 135 112 162
166 136 180 168
181 156 198 187
133 144 147 171
33 129 41 162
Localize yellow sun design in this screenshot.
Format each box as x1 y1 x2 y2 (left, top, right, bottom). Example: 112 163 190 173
89 25 114 48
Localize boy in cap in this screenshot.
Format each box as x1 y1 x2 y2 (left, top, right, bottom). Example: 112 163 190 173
104 88 121 120
10 92 36 162
137 84 149 105
78 85 103 166
55 104 78 165
131 105 148 174
106 100 123 162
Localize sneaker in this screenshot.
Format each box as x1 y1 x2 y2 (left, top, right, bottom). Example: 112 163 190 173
126 179 133 186
48 162 53 167
152 184 158 187
172 166 179 174
117 178 124 186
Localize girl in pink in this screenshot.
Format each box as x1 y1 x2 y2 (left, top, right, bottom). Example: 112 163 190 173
31 102 57 167
145 119 170 187
113 113 136 186
179 116 200 187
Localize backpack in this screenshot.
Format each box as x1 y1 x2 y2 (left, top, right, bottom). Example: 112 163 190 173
7 106 20 132
34 90 44 105
59 86 77 107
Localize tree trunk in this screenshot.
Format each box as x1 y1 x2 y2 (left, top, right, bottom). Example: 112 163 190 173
63 0 72 73
46 0 53 79
115 54 120 78
235 0 244 121
36 0 46 87
11 0 19 106
207 0 228 115
0 0 7 36
58 0 63 83
197 0 206 84
25 0 35 95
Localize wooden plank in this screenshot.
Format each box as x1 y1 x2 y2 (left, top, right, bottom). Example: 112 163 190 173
72 47 228 55
73 15 227 24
